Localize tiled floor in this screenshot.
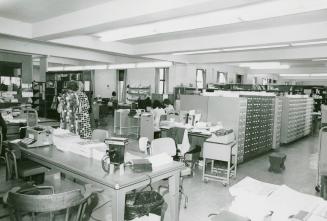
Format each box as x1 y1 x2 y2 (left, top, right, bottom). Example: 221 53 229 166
0 117 321 220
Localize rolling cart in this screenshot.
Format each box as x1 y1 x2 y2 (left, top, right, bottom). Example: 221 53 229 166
202 139 237 186
315 126 327 195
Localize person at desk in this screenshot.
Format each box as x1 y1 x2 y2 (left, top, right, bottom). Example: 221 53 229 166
152 100 165 131
163 99 174 114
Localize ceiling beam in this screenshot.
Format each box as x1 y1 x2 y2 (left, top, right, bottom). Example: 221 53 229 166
31 0 262 40
49 36 135 55
184 44 327 63
0 17 32 38
133 20 327 55
0 34 144 64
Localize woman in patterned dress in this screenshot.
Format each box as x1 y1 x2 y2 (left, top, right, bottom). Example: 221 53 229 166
76 81 92 139
59 81 79 134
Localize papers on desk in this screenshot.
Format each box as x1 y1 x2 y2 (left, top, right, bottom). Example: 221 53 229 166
229 176 279 197
53 134 107 160
147 153 173 169
228 177 327 221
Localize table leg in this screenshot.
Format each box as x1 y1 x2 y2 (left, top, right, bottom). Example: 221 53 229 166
169 171 180 221
112 190 126 221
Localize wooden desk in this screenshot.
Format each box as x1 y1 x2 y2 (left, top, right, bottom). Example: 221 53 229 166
11 142 183 221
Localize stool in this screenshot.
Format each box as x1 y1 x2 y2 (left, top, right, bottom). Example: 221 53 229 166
269 152 287 173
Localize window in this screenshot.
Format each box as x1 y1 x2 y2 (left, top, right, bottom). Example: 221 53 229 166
117 70 126 102
217 72 227 84
236 74 244 84
196 69 206 89
157 68 168 94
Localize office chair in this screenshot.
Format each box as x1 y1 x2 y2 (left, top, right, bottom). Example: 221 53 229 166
139 137 151 155
151 137 190 209
91 129 109 142
4 184 98 221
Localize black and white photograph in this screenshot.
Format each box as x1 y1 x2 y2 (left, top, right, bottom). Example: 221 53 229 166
1 0 327 220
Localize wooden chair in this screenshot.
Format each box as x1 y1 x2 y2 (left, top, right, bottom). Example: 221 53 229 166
4 184 97 221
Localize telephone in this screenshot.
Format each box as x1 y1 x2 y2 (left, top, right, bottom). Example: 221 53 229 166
20 137 36 146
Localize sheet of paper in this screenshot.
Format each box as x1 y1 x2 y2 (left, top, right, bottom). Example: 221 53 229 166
229 176 279 198
266 185 322 221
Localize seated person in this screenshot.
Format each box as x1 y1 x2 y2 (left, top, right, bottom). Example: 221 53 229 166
152 100 165 131
163 99 174 114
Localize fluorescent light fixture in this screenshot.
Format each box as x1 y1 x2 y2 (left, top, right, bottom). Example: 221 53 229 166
173 49 222 56
47 66 64 71
291 40 327 46
250 65 290 69
136 61 172 68
280 73 327 77
97 0 327 42
311 73 327 77
239 62 290 69
312 58 327 61
222 44 289 52
108 63 136 69
84 65 108 70
63 66 86 71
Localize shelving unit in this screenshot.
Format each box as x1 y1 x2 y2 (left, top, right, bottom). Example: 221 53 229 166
32 81 46 117
126 85 151 103
281 95 313 144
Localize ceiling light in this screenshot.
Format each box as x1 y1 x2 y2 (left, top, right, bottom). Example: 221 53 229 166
108 63 136 69
312 58 327 61
311 73 327 77
291 40 327 46
222 44 289 52
279 74 311 77
84 65 108 70
173 49 222 55
136 61 172 68
239 62 281 67
279 73 327 77
47 67 64 71
238 62 290 69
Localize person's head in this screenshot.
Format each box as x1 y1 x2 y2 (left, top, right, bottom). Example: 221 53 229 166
152 100 162 109
66 81 79 92
163 99 171 107
112 91 117 97
78 81 84 92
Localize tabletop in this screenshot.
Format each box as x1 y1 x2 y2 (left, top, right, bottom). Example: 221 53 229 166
15 143 184 190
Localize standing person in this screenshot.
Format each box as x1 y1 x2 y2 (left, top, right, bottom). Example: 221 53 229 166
59 81 79 134
76 81 92 139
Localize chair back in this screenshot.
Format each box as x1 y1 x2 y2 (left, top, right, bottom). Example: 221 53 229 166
139 137 149 153
151 138 176 156
5 184 95 221
91 129 109 142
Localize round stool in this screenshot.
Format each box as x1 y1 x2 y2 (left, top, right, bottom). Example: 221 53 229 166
269 152 287 173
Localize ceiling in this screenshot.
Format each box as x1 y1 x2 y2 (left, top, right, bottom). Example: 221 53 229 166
0 0 112 22
1 0 327 76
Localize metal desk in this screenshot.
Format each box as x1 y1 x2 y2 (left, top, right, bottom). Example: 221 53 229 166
11 142 183 221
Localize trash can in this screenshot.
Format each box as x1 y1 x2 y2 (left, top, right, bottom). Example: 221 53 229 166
124 191 165 221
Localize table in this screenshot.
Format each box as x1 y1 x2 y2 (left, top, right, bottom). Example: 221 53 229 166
11 142 183 221
6 117 59 140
